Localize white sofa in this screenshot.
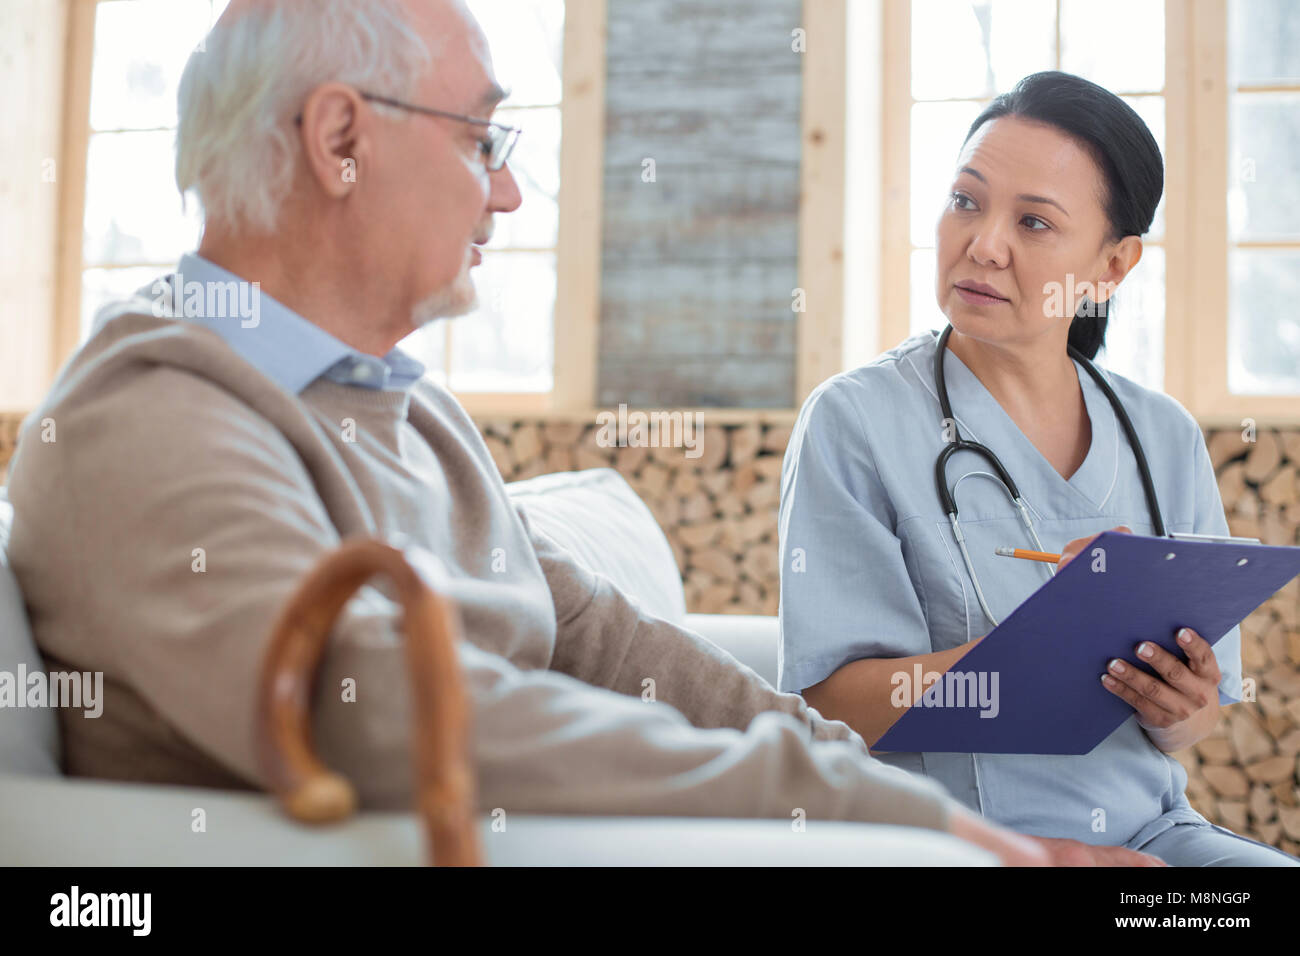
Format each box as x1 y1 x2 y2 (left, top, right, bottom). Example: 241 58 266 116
0 467 993 866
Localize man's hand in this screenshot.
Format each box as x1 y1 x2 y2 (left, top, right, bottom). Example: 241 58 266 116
947 805 1048 866
1029 837 1169 867
946 805 1167 866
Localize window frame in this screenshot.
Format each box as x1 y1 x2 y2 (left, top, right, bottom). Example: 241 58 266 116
54 0 605 417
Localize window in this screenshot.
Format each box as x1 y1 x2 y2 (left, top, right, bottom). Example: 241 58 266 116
895 0 1167 390
402 0 564 396
880 0 1300 420
1226 0 1300 395
71 0 569 403
79 0 227 338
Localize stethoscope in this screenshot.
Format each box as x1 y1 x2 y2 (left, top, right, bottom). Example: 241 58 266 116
933 324 1166 626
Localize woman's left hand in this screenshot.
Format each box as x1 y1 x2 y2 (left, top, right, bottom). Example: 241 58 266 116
1100 627 1223 752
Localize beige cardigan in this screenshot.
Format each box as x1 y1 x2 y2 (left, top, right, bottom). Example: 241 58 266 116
5 303 954 832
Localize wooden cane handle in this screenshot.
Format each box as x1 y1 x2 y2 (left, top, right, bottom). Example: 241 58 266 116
256 538 481 866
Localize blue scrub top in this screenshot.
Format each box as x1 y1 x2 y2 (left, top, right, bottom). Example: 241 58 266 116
778 330 1242 848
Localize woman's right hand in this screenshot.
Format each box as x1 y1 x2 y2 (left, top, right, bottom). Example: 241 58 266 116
947 804 1167 866
1057 525 1133 570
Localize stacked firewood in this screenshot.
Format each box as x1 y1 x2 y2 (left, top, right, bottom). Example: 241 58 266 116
476 418 793 615
1175 428 1300 855
0 413 20 485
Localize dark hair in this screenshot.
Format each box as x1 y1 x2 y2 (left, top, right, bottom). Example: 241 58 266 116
962 71 1164 359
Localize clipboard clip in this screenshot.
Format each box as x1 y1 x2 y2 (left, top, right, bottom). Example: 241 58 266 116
1167 532 1262 545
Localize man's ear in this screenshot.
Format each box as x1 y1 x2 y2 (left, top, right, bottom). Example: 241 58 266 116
1094 235 1143 304
298 83 369 200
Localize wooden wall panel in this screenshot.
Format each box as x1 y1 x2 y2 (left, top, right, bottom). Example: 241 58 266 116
602 72 803 167
600 166 800 262
603 0 800 77
598 356 795 408
597 0 803 409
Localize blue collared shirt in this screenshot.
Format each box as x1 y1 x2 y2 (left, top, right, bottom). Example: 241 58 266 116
157 253 426 395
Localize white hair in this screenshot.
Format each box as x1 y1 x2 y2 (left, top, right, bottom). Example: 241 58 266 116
176 0 436 235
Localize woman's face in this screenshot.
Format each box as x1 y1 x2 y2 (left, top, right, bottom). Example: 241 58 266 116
934 115 1140 350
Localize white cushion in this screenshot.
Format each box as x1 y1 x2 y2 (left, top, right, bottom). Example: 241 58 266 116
0 773 996 866
0 486 61 775
506 468 686 626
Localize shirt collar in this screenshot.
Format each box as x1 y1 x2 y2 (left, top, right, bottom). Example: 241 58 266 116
166 252 425 395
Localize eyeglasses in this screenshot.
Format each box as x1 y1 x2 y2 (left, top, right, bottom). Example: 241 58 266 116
292 91 522 172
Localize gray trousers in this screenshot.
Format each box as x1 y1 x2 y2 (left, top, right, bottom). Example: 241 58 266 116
1136 822 1300 867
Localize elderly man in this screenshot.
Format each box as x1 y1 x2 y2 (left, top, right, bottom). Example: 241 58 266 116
7 0 1159 866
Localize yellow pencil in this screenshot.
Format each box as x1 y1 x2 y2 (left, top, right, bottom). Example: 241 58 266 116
994 547 1062 564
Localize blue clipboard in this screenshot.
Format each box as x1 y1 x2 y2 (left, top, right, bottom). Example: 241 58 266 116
873 531 1300 755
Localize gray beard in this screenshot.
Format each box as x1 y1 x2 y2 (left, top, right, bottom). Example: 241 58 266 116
410 285 476 327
